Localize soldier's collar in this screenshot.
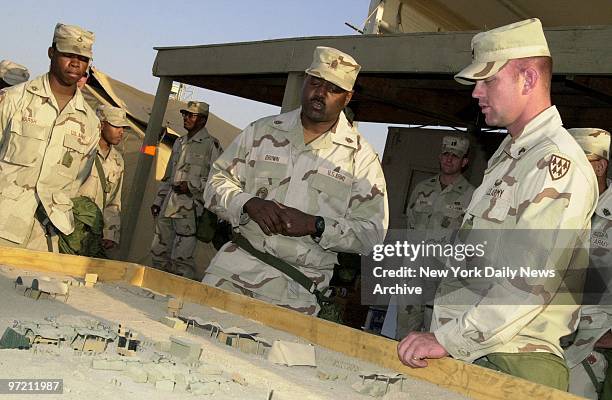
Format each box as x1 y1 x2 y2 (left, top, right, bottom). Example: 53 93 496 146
26 74 52 98
26 73 87 113
438 174 468 193
270 108 301 132
96 143 112 160
504 106 561 159
186 126 210 143
330 111 359 150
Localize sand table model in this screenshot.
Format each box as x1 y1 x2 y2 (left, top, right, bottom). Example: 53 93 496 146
0 264 467 400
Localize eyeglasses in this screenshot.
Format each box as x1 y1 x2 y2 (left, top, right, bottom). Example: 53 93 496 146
181 111 200 119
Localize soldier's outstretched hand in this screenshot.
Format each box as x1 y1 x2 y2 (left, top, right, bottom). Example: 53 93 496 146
243 197 285 235
275 203 317 237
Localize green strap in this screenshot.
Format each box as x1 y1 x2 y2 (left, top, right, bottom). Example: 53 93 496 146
94 154 107 209
232 234 317 294
582 358 603 395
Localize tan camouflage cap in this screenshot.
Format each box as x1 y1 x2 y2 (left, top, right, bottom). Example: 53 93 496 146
455 18 550 85
180 101 209 116
0 60 29 85
53 23 95 59
441 135 470 157
305 46 361 91
96 105 130 127
568 128 611 161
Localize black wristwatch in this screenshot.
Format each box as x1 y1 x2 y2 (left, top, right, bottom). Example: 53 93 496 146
311 216 325 241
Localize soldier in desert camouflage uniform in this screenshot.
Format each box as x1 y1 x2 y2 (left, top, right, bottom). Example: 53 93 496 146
397 19 598 390
202 46 388 316
394 135 475 336
150 101 221 279
565 128 612 399
406 135 474 233
0 23 99 252
78 105 129 250
0 60 29 89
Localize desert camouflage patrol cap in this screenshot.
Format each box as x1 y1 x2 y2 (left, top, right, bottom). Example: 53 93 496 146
441 135 470 157
96 105 130 127
305 46 361 91
455 18 550 85
0 60 29 86
568 128 611 161
180 101 209 116
53 23 95 59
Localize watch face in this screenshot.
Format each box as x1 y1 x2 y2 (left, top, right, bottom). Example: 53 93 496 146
316 216 325 234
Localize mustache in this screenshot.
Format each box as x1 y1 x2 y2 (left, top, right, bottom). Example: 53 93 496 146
309 96 326 106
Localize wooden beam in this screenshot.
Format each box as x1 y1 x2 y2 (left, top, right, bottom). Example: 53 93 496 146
152 25 612 78
0 246 583 400
0 247 144 286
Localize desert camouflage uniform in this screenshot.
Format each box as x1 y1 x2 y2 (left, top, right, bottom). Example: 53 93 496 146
0 73 99 250
151 126 221 278
566 187 612 398
432 106 598 363
202 107 388 315
407 174 474 232
77 144 124 243
396 174 474 336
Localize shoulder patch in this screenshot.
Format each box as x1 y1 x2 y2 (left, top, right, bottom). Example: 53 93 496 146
549 154 571 180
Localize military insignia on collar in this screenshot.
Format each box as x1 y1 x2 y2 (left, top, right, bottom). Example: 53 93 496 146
549 155 571 180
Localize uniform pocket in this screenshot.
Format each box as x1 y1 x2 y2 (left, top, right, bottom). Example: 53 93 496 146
57 134 89 179
311 173 351 200
185 151 206 166
0 183 37 243
3 120 48 166
252 161 287 199
310 171 352 216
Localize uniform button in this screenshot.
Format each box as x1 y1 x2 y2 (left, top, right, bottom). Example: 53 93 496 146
518 147 526 155
604 208 610 216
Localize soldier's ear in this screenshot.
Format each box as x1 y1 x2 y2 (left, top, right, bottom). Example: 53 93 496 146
522 67 539 94
461 157 469 168
343 91 353 107
48 47 54 60
595 159 608 177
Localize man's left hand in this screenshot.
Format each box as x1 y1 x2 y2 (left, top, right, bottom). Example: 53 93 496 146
397 332 449 368
275 203 316 237
102 239 117 250
173 181 191 195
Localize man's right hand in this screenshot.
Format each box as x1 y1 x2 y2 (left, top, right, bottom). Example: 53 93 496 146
243 197 284 236
151 205 161 217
